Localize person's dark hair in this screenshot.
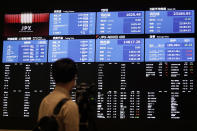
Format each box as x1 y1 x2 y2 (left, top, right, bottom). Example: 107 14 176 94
52 58 78 84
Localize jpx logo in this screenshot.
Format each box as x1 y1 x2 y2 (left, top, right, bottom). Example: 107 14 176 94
21 25 32 31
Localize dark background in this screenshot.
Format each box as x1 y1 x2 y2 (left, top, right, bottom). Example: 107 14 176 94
0 0 196 131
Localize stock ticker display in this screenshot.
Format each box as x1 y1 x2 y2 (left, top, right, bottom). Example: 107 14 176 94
96 39 144 62
145 10 195 34
49 12 96 35
145 38 195 62
96 11 144 34
48 39 95 62
0 8 196 130
2 40 48 63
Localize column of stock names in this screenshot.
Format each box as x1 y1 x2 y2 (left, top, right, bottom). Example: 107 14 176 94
1 63 50 118
97 61 195 119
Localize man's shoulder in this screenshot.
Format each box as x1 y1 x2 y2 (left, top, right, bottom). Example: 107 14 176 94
61 100 79 113
64 100 78 108
60 100 79 118
41 91 66 103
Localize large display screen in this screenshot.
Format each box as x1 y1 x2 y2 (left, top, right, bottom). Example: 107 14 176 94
96 11 144 34
2 40 48 63
96 38 144 62
145 38 195 62
49 12 96 35
0 7 196 131
48 39 95 62
145 10 195 34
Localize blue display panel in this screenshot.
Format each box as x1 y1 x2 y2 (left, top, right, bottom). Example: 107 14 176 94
145 10 195 34
2 40 48 63
48 39 95 62
145 38 195 62
96 39 144 62
96 11 144 34
49 12 96 35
